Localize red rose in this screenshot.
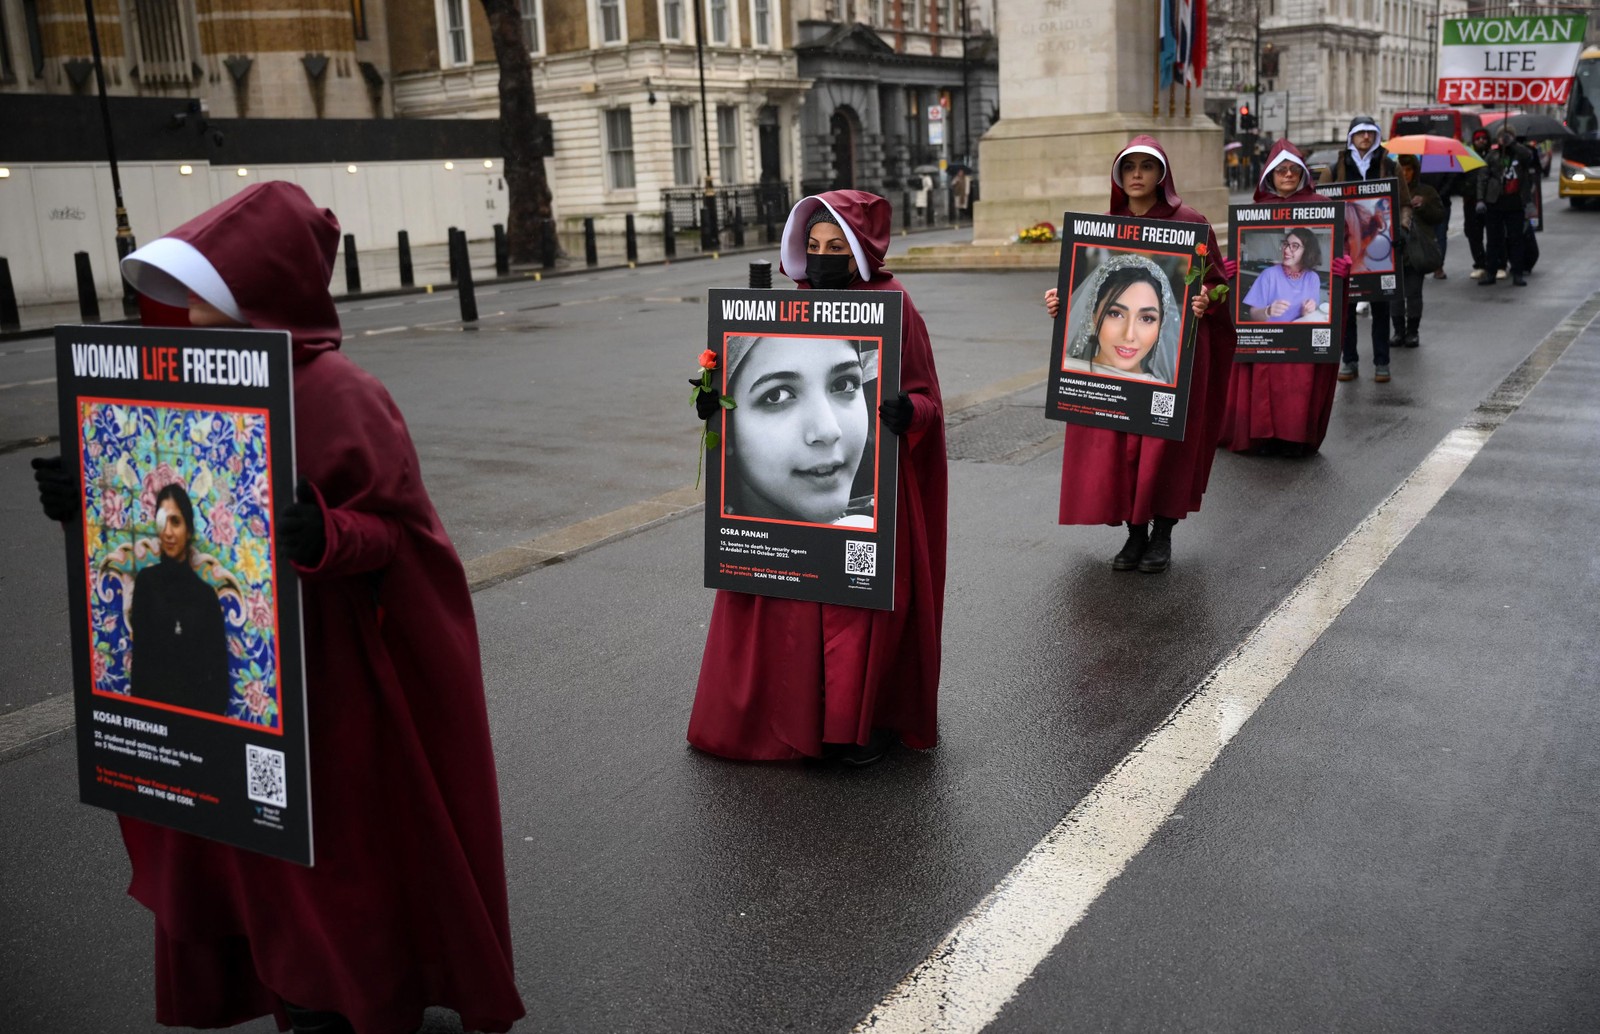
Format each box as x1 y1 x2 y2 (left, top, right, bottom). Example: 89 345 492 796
1196 242 1209 257
697 349 718 370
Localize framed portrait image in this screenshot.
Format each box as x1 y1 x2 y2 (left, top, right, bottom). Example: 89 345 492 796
55 324 311 865
1228 200 1346 363
1322 177 1400 299
1046 213 1203 440
703 289 902 611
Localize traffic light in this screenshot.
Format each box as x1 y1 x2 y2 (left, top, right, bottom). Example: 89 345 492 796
1239 104 1257 132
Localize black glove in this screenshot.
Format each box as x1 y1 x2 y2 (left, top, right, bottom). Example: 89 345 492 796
1475 200 1488 216
690 377 723 421
277 478 327 568
32 455 79 523
878 393 914 437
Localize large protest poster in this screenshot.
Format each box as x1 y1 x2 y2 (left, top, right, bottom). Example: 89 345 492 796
1321 178 1400 301
1228 200 1345 363
1437 15 1588 106
55 324 311 865
1047 213 1203 440
703 289 901 611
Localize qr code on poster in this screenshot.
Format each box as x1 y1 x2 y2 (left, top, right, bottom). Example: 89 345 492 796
246 744 287 808
1150 392 1176 418
1312 328 1331 348
1380 274 1396 290
844 540 877 577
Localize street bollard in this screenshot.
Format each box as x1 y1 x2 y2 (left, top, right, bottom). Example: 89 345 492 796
344 234 361 294
448 225 460 281
625 213 638 264
732 203 745 248
748 260 772 289
902 192 912 233
663 209 677 260
584 217 598 267
451 230 478 322
925 194 934 228
540 218 557 269
397 230 414 288
764 206 777 244
74 251 101 323
0 258 20 331
494 223 509 276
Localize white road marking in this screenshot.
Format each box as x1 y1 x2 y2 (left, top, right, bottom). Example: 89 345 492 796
359 300 405 310
0 376 56 391
851 293 1600 1034
362 326 408 336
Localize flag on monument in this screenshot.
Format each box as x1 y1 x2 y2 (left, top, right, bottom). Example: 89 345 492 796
1179 0 1208 88
1436 14 1588 106
1159 0 1179 89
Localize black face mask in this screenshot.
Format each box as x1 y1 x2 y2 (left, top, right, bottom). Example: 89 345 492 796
806 252 855 289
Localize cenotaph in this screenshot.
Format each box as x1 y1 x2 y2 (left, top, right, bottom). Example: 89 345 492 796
898 0 1226 268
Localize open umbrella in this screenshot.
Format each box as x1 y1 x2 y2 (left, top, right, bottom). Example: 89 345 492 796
1383 134 1486 172
1501 113 1572 139
1223 141 1243 152
1479 110 1523 125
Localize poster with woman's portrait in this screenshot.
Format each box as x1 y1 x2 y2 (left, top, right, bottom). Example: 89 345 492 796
702 289 902 611
1047 213 1203 440
1321 178 1400 300
55 324 311 865
1228 201 1346 363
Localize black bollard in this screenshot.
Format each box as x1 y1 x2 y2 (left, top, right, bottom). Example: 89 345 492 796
663 209 677 260
700 193 719 253
344 234 361 294
447 226 460 281
583 217 598 267
625 213 638 264
540 217 557 269
732 202 746 248
0 258 20 331
902 192 912 233
748 260 772 289
74 251 101 323
494 223 509 276
764 206 777 244
451 230 478 322
397 230 414 288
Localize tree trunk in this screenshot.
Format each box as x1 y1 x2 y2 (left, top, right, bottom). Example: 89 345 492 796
480 0 552 263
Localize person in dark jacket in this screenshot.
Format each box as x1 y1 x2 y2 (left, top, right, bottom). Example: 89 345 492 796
1391 153 1444 348
1478 128 1537 287
1461 127 1493 278
1320 115 1411 383
129 483 232 714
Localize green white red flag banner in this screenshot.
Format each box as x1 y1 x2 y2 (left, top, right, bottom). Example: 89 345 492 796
1437 15 1589 106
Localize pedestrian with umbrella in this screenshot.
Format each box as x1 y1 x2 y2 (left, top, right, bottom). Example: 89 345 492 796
1478 127 1539 287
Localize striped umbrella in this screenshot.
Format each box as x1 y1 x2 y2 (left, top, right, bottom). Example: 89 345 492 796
1383 134 1487 173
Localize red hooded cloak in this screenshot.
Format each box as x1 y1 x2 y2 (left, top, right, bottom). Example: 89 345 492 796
117 182 524 1033
688 190 948 759
1217 139 1343 453
1058 136 1237 526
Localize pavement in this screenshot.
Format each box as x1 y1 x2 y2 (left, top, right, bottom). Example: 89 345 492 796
2 191 1599 1033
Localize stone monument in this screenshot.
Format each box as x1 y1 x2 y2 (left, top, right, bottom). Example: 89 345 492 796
897 0 1226 269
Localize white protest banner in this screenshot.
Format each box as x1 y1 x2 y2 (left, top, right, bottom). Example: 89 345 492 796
1437 15 1588 106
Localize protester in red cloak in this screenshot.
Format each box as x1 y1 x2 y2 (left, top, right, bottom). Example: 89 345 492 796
1217 138 1350 456
38 182 525 1034
1043 136 1237 573
688 190 948 765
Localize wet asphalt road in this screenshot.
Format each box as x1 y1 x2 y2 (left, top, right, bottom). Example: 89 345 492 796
1 194 1598 1032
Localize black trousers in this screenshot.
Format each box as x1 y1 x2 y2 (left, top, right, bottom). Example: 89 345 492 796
1391 265 1425 341
1463 202 1486 269
1483 205 1527 278
1342 296 1391 368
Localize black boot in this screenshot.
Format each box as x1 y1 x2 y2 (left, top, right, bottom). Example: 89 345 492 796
1138 517 1177 573
826 727 895 767
1404 317 1421 348
1111 521 1148 571
282 1002 356 1034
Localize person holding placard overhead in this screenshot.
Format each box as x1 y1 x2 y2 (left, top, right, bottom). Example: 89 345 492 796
1043 136 1237 574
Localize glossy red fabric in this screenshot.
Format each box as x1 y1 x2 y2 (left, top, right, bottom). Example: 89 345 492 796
1059 136 1237 525
690 190 948 758
118 182 524 1034
1218 139 1342 453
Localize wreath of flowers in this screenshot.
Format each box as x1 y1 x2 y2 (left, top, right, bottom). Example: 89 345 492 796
1017 221 1059 244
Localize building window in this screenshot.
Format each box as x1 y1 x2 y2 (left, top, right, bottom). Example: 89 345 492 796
709 0 729 44
671 105 696 184
128 0 200 83
442 0 470 65
717 105 740 183
350 0 368 40
750 0 770 45
21 0 41 77
599 0 624 43
606 108 636 189
520 0 544 53
936 0 951 31
867 0 881 24
0 7 14 82
662 0 683 40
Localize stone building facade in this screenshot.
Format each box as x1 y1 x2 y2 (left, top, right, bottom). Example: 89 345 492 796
388 0 809 227
0 0 393 118
790 0 997 197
